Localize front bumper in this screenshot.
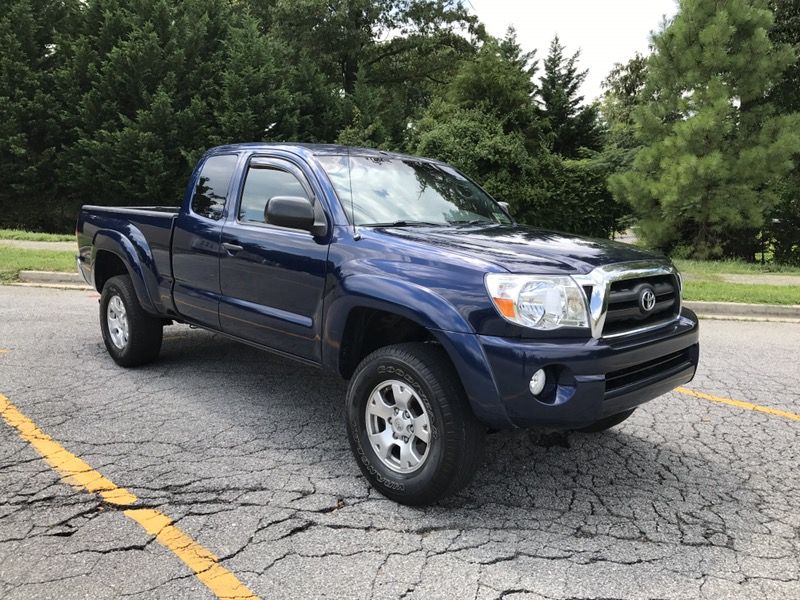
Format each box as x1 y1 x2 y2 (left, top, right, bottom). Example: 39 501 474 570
478 309 699 429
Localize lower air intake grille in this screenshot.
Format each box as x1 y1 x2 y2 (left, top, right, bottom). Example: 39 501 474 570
605 349 692 395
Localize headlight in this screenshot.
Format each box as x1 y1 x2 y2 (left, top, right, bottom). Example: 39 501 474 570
485 274 589 330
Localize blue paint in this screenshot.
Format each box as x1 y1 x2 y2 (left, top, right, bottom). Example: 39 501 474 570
77 143 700 429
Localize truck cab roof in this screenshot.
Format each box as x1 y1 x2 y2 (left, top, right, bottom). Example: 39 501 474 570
204 142 443 164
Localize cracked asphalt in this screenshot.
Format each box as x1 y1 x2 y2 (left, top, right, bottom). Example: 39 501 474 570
1 286 798 600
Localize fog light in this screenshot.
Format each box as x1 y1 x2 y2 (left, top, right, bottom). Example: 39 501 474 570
529 369 547 396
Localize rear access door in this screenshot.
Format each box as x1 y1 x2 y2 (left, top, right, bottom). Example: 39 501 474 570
218 155 329 362
172 153 240 328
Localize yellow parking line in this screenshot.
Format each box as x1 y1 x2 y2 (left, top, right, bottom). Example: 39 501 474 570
126 509 258 599
0 393 259 600
0 349 9 353
675 387 800 422
0 393 137 505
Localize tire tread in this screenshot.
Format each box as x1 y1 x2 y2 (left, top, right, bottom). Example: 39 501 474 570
347 342 484 505
100 275 163 367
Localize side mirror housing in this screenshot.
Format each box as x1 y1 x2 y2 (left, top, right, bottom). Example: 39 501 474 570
265 196 326 236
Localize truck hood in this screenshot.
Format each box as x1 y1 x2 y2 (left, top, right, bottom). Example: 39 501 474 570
375 224 664 274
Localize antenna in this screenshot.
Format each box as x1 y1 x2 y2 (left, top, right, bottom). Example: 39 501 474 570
347 146 360 240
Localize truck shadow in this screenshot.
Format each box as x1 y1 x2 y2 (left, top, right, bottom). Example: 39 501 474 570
151 327 741 539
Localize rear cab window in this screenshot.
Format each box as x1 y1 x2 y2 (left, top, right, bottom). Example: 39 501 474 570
191 154 238 220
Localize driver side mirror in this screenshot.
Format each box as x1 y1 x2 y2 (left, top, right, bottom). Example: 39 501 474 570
265 196 327 236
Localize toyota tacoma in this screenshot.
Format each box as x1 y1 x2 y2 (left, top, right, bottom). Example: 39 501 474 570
76 143 700 505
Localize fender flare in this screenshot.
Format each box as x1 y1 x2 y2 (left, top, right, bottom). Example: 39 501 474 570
92 229 158 314
323 275 513 429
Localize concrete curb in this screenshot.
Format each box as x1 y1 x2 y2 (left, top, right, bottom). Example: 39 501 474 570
9 282 93 291
685 300 800 321
17 270 91 289
5 272 800 323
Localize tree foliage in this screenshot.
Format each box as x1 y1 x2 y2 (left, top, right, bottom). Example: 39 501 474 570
610 0 800 259
539 36 602 157
600 53 649 150
410 31 625 237
0 0 623 237
411 102 550 223
0 0 75 230
766 0 800 264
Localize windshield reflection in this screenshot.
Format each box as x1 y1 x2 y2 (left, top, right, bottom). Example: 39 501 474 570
318 155 512 227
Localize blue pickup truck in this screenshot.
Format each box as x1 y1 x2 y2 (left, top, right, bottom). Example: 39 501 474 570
77 143 699 505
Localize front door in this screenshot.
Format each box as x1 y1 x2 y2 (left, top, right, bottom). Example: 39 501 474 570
219 157 329 361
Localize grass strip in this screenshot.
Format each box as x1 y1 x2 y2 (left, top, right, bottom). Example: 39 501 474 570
0 229 74 242
674 258 800 275
682 280 800 305
0 248 75 283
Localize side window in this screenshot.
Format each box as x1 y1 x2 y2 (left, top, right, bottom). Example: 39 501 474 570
191 154 238 220
239 167 309 224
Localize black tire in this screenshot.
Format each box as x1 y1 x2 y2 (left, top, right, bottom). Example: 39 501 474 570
346 342 485 506
576 408 636 433
99 275 163 367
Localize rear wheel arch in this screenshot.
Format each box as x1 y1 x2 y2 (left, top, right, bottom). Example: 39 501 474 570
93 250 128 293
92 232 157 313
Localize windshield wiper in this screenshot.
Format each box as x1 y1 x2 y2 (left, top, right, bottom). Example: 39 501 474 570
361 220 445 227
448 219 497 226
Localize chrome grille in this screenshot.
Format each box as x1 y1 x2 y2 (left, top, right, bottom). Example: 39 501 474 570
603 274 680 336
572 261 682 339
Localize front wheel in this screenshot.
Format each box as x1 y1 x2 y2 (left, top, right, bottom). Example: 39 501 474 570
100 275 163 367
346 342 484 506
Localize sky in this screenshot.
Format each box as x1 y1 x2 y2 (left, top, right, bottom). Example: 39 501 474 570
467 0 679 101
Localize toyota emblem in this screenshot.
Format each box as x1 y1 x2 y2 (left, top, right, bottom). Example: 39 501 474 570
639 287 657 313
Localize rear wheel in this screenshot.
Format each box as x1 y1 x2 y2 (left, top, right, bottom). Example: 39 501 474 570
346 342 484 506
100 275 163 367
576 408 636 433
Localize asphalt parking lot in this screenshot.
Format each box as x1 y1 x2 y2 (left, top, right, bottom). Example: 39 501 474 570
1 286 798 600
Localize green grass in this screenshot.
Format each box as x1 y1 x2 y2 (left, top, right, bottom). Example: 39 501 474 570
0 247 75 283
673 259 800 305
682 280 800 305
674 258 800 275
0 228 74 242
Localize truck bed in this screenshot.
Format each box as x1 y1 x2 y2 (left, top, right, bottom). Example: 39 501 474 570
77 205 179 314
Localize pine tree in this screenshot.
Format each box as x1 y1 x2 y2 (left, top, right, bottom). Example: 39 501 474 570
55 0 338 217
253 0 480 148
0 0 77 230
766 0 800 264
538 36 602 157
410 101 550 224
610 0 800 259
446 29 541 138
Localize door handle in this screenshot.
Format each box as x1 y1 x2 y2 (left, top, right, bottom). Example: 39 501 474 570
222 242 244 255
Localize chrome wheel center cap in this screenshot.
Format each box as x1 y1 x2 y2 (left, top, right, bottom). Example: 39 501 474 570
392 414 412 435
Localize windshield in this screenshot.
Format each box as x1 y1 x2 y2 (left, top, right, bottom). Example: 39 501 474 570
317 155 512 227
